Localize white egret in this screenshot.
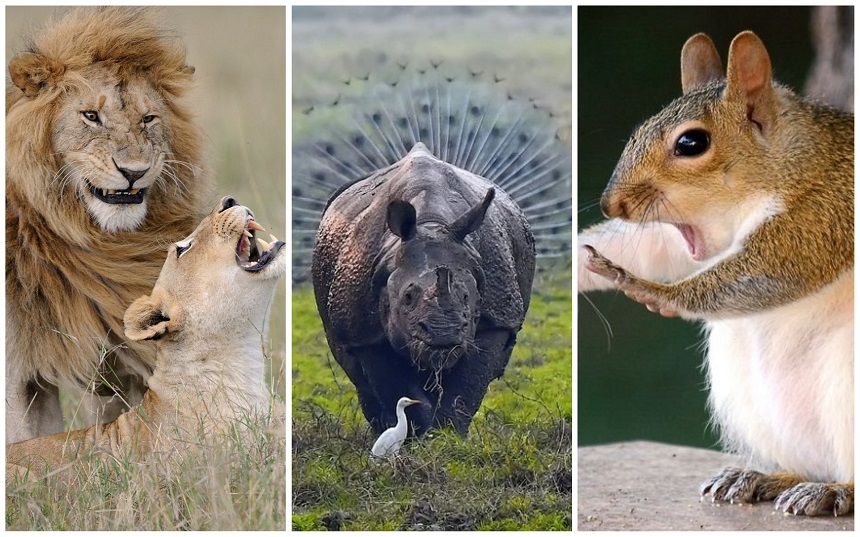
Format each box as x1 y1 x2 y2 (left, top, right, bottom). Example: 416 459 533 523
371 397 422 459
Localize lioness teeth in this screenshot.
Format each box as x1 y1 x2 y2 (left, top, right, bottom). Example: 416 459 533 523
256 238 271 252
269 234 279 243
243 230 253 238
248 220 265 232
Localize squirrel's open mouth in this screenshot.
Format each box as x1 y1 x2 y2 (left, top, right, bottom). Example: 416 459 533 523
236 218 285 272
86 181 146 205
673 223 706 261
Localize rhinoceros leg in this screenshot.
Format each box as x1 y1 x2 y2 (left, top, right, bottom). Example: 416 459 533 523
434 328 515 435
346 343 434 435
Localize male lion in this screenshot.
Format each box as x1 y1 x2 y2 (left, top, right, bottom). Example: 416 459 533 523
6 7 213 443
7 196 285 478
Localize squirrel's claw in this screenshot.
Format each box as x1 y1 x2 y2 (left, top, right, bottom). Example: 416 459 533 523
584 245 679 317
774 482 853 516
583 244 628 284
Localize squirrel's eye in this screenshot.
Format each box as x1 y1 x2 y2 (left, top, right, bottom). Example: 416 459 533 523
81 110 100 123
674 129 710 157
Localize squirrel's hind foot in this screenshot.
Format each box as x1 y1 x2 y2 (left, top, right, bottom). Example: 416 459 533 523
701 467 793 504
701 467 854 516
774 482 854 516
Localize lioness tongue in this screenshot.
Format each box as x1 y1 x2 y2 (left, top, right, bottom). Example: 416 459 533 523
238 234 251 262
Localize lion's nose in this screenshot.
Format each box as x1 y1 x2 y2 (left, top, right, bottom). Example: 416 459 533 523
116 166 149 187
219 196 238 212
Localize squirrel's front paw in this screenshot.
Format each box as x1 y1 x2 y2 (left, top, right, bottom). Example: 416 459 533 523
583 244 630 285
774 482 853 516
584 245 679 317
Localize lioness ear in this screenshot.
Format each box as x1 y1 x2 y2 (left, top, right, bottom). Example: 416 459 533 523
8 52 66 98
124 295 175 341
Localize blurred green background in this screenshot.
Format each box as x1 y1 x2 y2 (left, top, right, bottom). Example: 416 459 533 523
6 7 287 400
578 6 816 448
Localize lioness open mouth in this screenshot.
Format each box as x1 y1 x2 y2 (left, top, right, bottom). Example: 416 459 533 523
87 181 146 205
237 218 285 272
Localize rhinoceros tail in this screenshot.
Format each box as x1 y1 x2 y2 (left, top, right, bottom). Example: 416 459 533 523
293 59 571 282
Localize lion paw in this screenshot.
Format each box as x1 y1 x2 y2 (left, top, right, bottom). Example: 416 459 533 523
774 482 853 517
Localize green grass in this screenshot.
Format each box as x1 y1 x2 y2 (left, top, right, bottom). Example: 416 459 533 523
291 268 572 530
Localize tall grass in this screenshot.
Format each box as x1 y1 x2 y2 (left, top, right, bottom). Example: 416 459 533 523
6 400 286 531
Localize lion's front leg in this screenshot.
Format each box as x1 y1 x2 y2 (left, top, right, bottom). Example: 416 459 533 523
5 376 63 443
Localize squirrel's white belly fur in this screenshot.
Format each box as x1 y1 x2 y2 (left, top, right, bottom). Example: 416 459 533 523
705 268 853 483
579 220 854 483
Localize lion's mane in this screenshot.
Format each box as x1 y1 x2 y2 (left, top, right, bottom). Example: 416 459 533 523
6 7 212 392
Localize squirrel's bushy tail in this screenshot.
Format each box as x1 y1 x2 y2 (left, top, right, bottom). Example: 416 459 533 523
292 59 571 281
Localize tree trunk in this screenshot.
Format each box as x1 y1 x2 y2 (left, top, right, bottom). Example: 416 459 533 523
804 6 854 112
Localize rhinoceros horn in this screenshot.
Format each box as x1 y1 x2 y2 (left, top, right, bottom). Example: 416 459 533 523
448 188 495 243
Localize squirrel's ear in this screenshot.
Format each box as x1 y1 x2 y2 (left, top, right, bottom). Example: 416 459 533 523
726 31 775 133
681 33 723 94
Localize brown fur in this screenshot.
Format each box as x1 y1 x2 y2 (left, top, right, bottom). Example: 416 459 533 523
6 7 213 442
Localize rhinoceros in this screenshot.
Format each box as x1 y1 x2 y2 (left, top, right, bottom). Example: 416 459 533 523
312 142 536 435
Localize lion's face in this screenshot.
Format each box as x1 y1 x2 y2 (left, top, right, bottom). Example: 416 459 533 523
124 196 286 343
52 68 173 232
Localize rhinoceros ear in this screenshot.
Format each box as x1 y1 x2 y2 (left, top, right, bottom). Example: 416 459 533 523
449 188 495 243
387 200 417 241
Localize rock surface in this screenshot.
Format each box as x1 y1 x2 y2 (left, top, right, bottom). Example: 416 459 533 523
578 441 854 531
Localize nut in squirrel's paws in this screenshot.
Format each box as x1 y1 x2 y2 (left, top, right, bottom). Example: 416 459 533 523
583 245 679 317
774 482 853 517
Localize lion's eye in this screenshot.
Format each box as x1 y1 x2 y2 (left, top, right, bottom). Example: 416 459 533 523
175 242 192 258
142 114 157 124
81 110 100 123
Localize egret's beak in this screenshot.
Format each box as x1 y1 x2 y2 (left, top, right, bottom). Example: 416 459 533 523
407 398 423 407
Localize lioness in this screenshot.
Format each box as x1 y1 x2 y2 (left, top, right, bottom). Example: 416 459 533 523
7 197 285 478
6 7 213 442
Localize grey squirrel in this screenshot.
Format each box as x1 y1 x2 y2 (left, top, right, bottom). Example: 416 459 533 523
579 31 853 516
